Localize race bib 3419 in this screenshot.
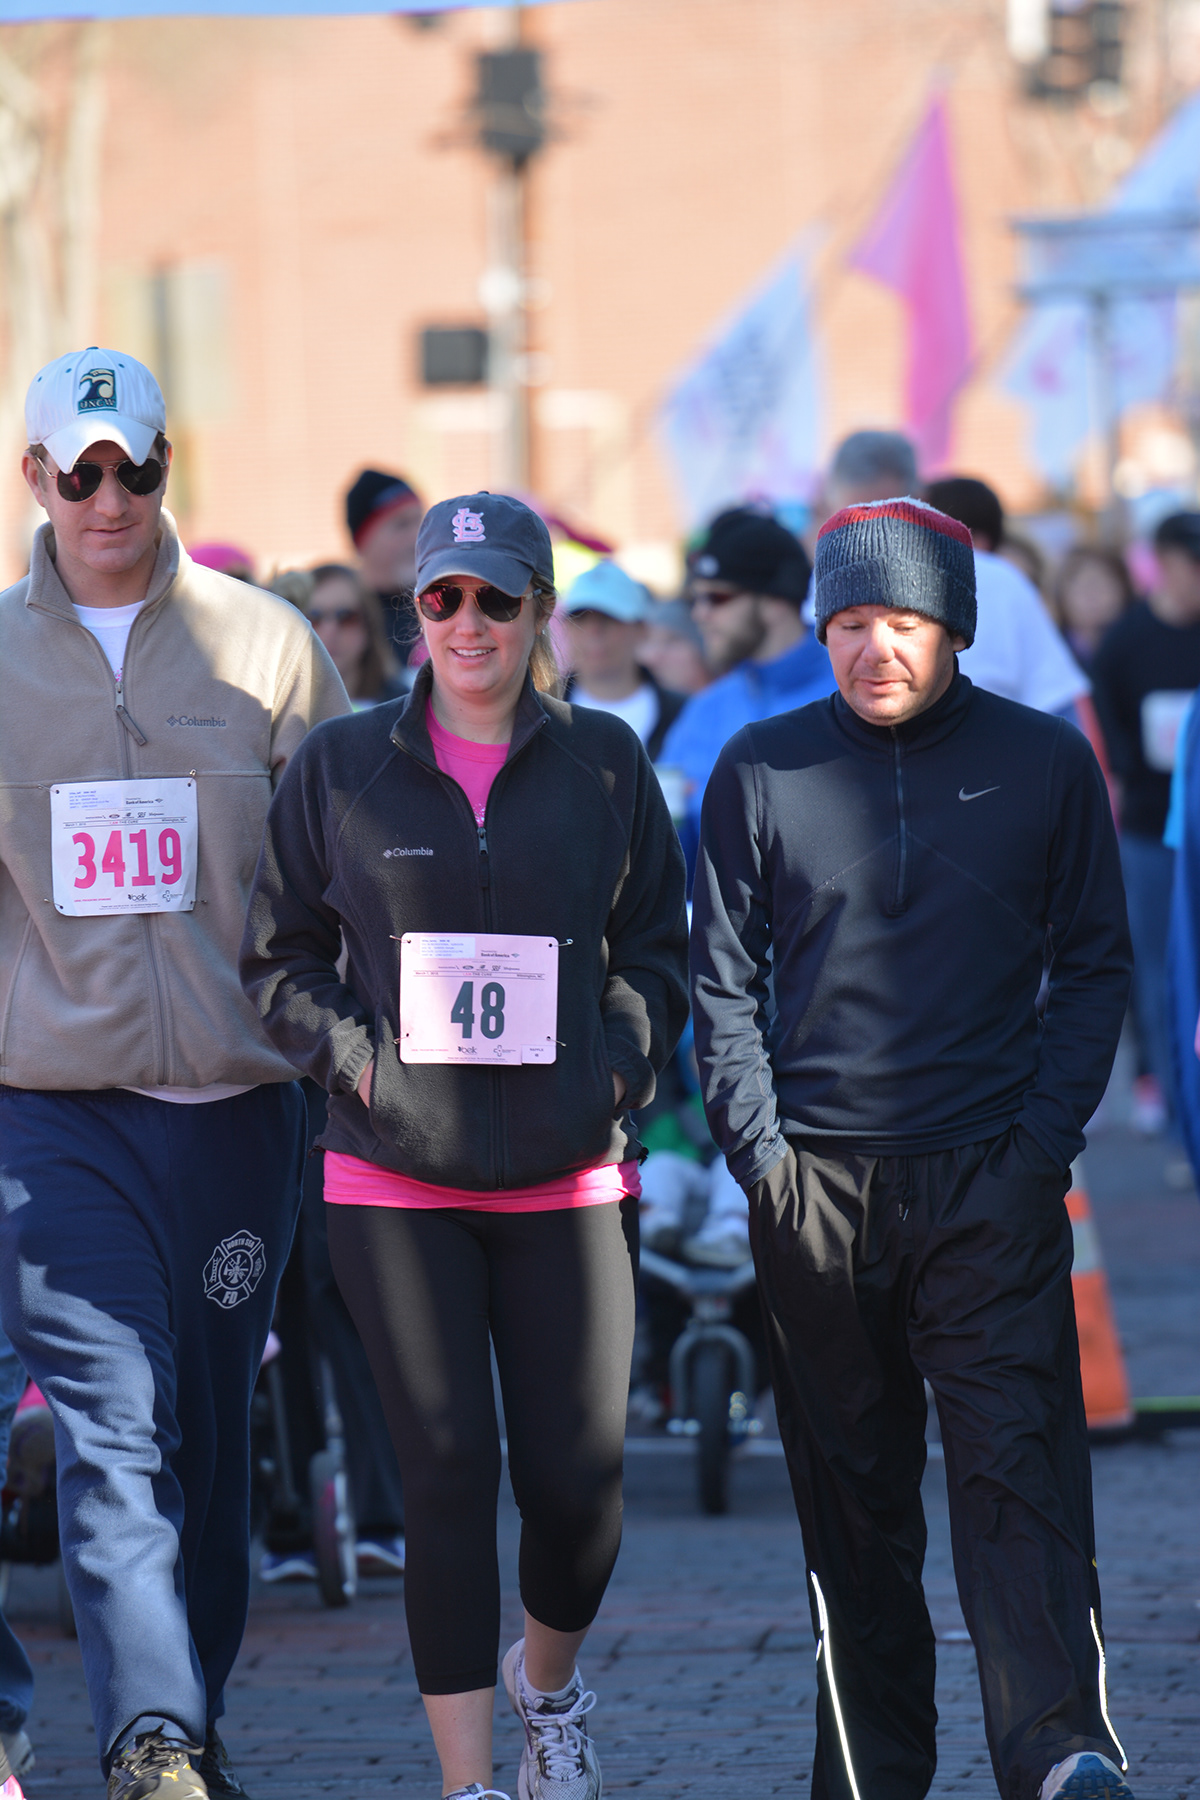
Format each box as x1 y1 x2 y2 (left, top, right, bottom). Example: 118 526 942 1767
50 778 198 917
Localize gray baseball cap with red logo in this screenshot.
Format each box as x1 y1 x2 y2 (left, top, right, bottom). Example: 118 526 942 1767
415 493 555 598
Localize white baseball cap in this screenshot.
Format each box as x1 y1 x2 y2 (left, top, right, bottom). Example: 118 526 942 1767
563 560 649 624
25 347 166 471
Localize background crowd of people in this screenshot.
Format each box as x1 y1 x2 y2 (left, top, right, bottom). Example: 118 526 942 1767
211 424 1200 1193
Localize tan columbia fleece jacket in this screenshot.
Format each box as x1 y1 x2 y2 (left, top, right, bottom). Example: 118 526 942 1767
0 512 350 1090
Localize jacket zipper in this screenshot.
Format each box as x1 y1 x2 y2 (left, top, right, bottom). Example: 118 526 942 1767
479 819 503 1187
477 824 491 896
396 716 545 1191
76 610 170 1081
889 729 909 915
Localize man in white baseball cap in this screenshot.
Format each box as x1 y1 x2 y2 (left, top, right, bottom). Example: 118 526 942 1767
562 560 685 761
27 347 167 470
0 348 349 1800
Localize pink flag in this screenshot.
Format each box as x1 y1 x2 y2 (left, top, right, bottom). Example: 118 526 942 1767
849 99 972 473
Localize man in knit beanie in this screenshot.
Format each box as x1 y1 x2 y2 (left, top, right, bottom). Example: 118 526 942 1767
344 468 423 661
691 498 1136 1800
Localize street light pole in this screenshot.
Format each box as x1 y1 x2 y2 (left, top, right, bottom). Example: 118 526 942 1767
484 157 529 491
475 8 543 494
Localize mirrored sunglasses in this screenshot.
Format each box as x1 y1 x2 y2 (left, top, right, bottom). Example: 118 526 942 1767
417 583 525 624
37 450 165 504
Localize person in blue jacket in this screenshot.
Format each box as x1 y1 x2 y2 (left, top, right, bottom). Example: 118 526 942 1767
658 508 835 873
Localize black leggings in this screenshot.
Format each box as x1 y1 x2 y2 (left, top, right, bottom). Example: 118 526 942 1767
327 1197 638 1694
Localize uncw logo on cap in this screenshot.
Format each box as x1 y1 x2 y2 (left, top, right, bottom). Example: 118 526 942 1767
77 367 117 414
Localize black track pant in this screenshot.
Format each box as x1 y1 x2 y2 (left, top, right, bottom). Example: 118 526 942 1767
327 1198 638 1694
748 1128 1125 1800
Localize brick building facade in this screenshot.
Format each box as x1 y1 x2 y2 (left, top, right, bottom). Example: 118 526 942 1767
0 0 1193 582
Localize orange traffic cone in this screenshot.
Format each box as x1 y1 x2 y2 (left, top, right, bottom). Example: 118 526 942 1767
1066 1158 1133 1431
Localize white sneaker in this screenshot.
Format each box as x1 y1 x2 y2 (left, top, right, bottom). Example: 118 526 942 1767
356 1534 406 1576
444 1787 511 1800
1039 1753 1135 1800
501 1640 601 1800
0 1734 32 1780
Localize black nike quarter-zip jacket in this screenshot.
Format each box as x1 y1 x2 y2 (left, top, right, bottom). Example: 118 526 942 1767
241 663 689 1192
691 672 1132 1186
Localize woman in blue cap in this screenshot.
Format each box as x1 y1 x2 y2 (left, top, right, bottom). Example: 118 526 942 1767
242 492 688 1800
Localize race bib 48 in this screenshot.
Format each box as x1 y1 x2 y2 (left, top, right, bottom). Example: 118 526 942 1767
399 934 558 1065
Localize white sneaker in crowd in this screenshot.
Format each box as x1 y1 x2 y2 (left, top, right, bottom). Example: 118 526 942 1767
0 1734 32 1781
258 1548 318 1583
501 1639 601 1800
356 1534 406 1577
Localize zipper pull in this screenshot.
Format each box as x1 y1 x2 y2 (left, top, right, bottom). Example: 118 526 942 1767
477 824 490 889
114 678 147 746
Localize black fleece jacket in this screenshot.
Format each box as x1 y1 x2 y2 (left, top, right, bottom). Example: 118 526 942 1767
690 672 1132 1186
240 663 688 1191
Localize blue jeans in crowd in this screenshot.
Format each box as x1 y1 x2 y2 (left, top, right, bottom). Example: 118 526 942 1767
0 1082 305 1771
1120 833 1177 1126
0 1323 33 1740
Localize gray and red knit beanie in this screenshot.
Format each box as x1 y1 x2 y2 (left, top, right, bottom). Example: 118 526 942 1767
814 497 976 646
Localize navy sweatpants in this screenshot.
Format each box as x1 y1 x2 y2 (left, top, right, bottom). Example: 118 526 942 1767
0 1083 304 1769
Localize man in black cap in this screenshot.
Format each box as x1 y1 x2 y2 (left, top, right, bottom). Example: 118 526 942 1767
1091 510 1200 1138
345 468 423 661
658 506 834 865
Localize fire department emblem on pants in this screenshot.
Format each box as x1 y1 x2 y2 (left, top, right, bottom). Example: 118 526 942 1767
203 1231 267 1309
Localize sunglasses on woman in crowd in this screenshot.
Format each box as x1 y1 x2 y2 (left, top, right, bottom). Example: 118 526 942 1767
34 448 166 503
417 583 526 624
308 608 363 629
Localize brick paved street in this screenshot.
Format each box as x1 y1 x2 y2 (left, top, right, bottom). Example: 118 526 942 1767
7 1123 1199 1799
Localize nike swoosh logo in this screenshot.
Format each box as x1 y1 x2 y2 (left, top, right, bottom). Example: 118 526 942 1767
959 785 1000 802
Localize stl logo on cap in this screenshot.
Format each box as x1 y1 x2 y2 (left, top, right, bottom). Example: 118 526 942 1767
77 367 117 414
452 506 486 545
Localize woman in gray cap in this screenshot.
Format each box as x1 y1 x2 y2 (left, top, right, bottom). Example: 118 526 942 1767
242 492 688 1800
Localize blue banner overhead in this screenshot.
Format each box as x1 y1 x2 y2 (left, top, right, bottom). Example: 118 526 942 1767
0 0 575 17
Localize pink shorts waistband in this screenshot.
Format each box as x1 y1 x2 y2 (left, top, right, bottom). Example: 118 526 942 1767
324 1150 642 1212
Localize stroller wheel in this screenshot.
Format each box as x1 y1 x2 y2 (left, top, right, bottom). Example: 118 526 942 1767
693 1340 735 1516
56 1560 76 1638
309 1450 356 1608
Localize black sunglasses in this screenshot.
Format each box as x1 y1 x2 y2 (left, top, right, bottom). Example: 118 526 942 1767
309 607 362 628
36 449 165 504
689 583 744 607
417 583 525 624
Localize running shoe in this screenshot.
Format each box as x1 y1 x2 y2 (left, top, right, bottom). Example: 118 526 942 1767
356 1533 406 1576
0 1732 33 1779
258 1548 318 1583
501 1640 600 1800
195 1728 253 1798
107 1729 208 1799
444 1788 511 1800
0 1734 25 1800
1039 1753 1136 1800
